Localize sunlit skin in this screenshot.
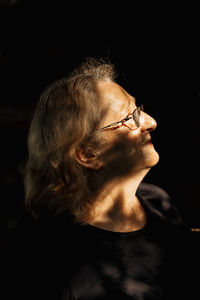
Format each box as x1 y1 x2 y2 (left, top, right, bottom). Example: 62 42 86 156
97 81 159 171
76 80 159 232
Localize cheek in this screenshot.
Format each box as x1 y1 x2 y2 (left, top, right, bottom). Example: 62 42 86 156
113 127 141 142
126 128 142 148
129 128 141 138
113 131 142 154
100 130 149 175
117 131 142 158
100 128 142 160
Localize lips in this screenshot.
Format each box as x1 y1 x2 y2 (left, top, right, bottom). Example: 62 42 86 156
141 137 152 146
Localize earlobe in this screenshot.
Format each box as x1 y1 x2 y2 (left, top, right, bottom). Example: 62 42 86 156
75 146 103 170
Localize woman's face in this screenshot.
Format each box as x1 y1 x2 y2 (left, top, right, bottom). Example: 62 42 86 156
96 81 159 175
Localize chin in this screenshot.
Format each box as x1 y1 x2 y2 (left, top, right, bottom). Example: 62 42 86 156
140 146 160 169
145 150 160 168
147 153 159 168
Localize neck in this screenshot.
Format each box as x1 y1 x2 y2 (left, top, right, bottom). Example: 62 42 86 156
89 168 150 232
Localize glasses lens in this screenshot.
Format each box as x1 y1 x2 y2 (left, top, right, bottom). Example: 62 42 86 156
132 107 140 127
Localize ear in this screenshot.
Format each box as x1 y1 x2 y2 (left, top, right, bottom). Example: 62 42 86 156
75 145 103 170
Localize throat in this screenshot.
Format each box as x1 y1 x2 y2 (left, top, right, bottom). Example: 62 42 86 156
89 197 147 233
88 173 149 233
90 214 147 233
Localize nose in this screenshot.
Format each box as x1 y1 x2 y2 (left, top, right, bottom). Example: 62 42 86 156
140 112 157 133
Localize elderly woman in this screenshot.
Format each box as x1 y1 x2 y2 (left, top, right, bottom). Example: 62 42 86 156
24 58 189 300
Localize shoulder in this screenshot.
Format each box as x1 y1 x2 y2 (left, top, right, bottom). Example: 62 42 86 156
137 182 183 227
138 182 171 201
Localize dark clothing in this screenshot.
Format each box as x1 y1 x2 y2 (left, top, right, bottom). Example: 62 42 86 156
60 183 189 300
8 183 191 300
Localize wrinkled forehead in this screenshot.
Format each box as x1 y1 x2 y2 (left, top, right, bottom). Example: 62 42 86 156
97 81 136 113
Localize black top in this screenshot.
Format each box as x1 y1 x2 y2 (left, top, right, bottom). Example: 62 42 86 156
8 183 191 300
60 183 188 300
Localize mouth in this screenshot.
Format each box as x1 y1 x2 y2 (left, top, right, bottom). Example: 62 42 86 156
141 138 153 146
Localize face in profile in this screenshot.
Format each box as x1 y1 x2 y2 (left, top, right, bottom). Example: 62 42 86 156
96 81 159 177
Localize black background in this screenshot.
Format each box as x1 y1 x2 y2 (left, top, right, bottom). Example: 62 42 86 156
0 2 199 297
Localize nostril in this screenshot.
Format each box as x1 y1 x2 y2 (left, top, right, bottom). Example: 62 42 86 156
140 114 157 133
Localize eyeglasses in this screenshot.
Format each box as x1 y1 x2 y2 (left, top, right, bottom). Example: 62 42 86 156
99 104 144 131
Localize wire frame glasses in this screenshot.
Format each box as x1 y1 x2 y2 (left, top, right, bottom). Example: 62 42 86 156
99 104 144 131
